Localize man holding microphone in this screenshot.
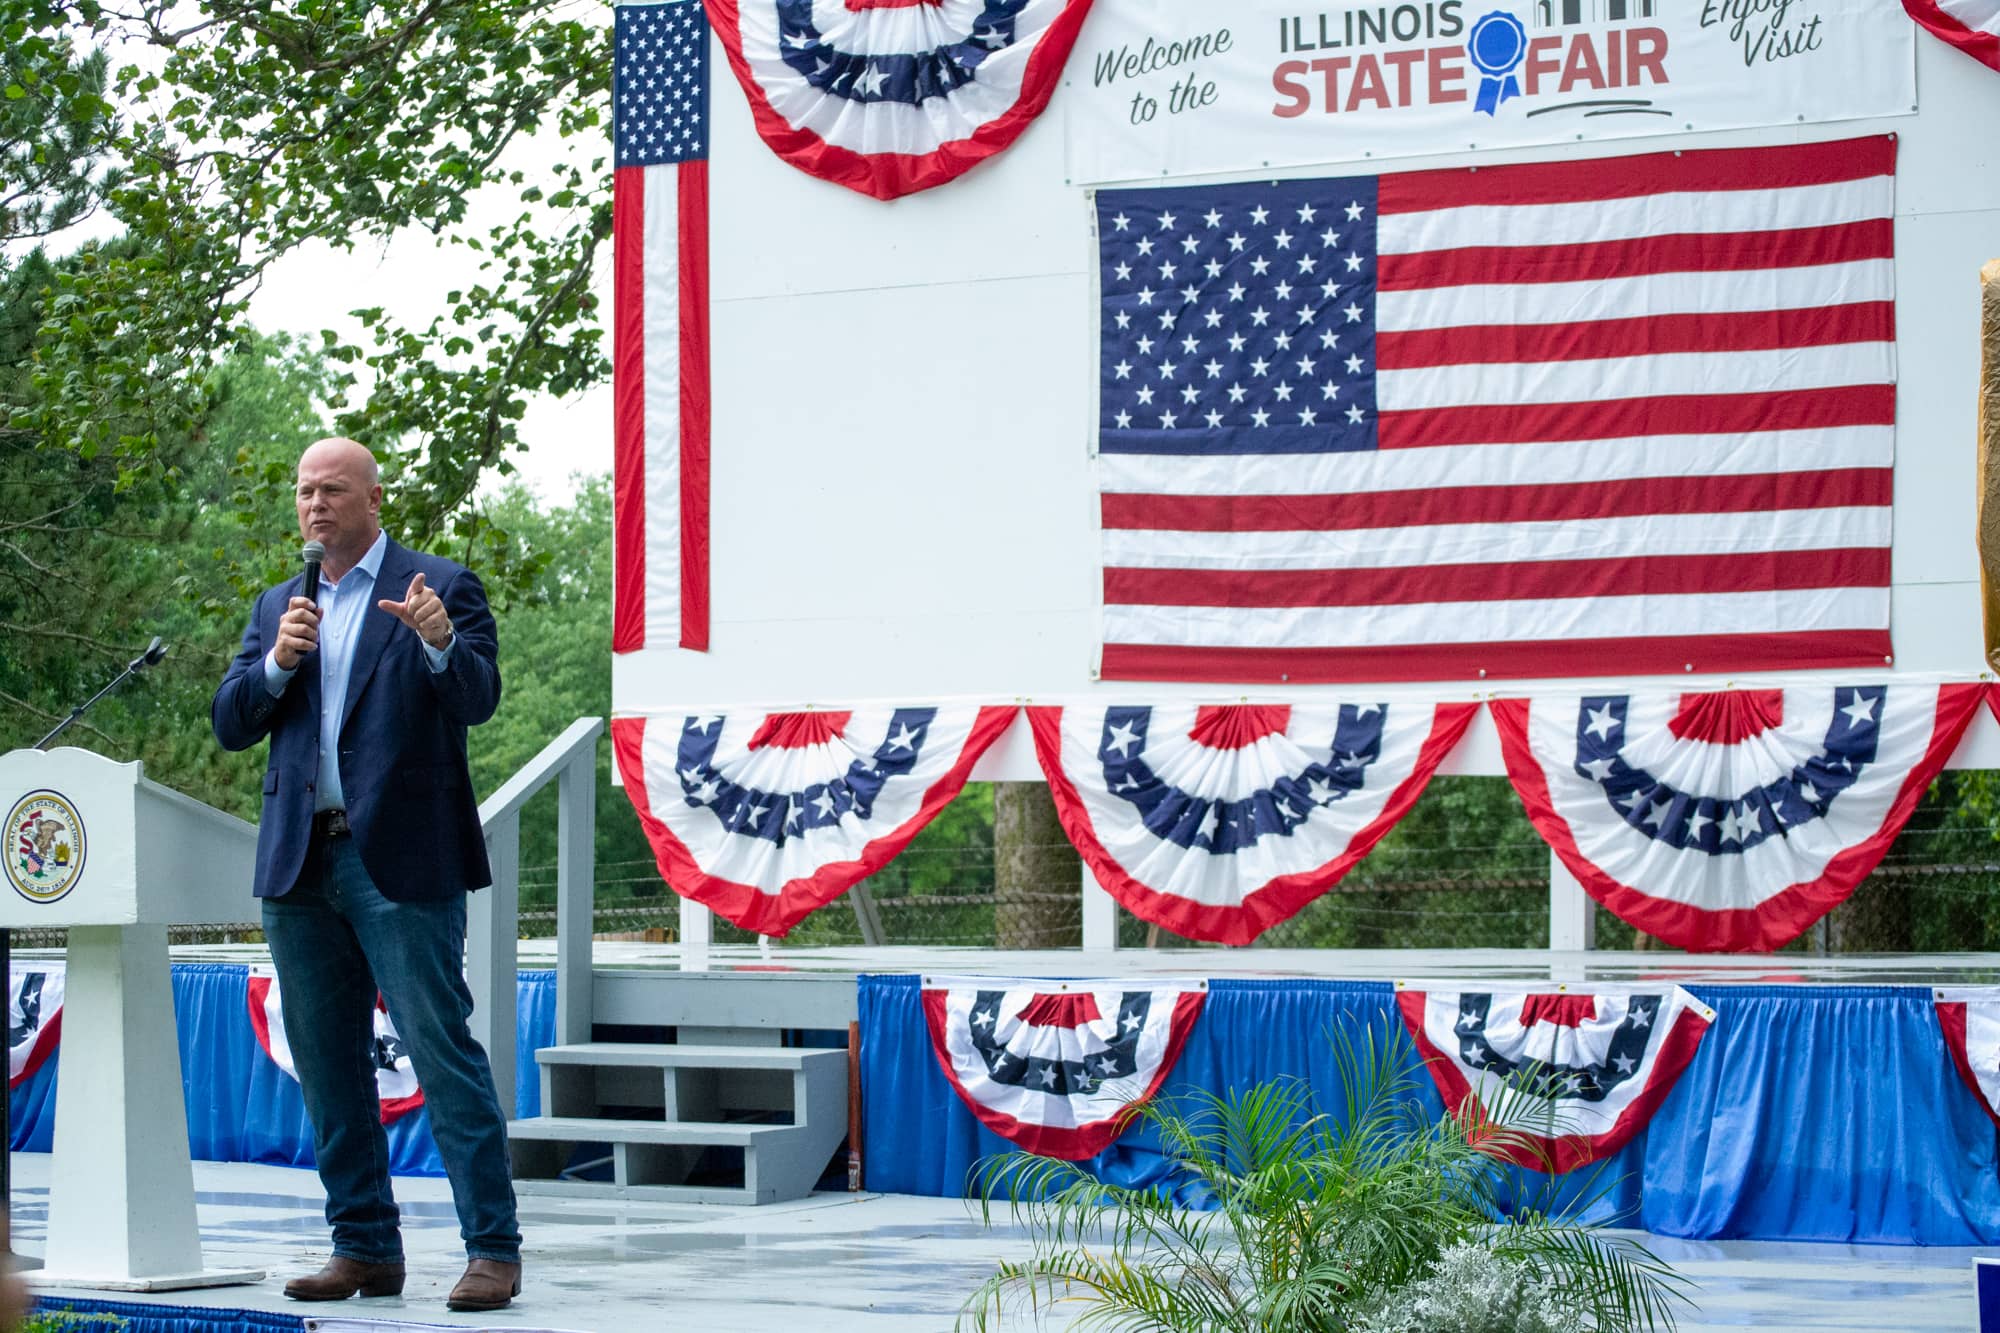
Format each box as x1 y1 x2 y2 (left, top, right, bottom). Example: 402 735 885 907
211 437 522 1312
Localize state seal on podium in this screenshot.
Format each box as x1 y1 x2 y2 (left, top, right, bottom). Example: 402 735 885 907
6 788 85 904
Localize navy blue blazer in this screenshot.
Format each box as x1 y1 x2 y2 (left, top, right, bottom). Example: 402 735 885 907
211 537 501 902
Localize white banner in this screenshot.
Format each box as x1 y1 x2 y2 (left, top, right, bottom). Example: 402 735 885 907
1063 0 1915 183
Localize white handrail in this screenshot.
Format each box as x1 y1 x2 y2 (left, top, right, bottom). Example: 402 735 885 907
469 716 604 1113
479 717 605 828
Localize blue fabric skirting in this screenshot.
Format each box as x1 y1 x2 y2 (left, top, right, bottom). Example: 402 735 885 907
859 975 2000 1246
9 964 557 1178
31 1296 303 1333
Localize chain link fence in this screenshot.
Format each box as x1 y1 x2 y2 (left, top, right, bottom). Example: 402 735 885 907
16 778 2000 953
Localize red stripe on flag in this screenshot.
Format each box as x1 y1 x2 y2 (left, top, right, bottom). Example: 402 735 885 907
1379 221 1894 290
1101 631 1895 684
1104 548 1892 609
612 167 648 654
1102 469 1892 533
1378 303 1894 369
678 158 711 652
1378 136 1896 213
1377 385 1895 450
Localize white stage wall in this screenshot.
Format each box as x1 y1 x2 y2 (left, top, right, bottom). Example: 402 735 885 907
610 19 2000 780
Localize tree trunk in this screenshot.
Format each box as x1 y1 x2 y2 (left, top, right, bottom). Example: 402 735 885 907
993 782 1083 949
1977 259 2000 669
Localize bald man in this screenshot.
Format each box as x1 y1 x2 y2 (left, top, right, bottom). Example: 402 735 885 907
212 439 522 1312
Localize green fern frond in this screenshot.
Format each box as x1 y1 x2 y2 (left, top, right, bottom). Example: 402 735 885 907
959 1023 1690 1332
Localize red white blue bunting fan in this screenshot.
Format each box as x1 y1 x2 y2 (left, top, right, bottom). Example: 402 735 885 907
1397 985 1714 1172
703 0 1095 199
8 961 62 1088
1029 702 1477 945
1935 988 2000 1129
922 976 1207 1159
248 969 425 1125
1902 0 2000 71
1494 685 1982 953
612 705 1015 936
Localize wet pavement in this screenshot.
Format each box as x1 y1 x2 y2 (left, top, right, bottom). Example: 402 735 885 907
7 1154 1983 1330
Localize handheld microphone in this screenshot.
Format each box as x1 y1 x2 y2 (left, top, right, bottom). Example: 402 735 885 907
301 540 325 604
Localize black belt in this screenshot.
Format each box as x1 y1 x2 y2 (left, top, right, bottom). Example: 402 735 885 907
312 808 352 839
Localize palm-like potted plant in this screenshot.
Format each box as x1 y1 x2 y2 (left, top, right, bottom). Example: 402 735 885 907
961 1026 1688 1332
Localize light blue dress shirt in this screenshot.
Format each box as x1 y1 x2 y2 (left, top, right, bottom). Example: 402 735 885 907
262 531 452 812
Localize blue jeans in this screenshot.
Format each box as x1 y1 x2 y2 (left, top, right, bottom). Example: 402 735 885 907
262 835 521 1264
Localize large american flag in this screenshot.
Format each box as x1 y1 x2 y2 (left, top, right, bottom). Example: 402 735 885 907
1095 137 1898 684
614 0 710 652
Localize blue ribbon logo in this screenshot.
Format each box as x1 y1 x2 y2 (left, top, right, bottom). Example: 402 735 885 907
1466 11 1527 116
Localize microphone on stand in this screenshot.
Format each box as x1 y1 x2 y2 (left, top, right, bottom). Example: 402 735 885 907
32 635 170 751
13 630 171 1256
301 540 325 605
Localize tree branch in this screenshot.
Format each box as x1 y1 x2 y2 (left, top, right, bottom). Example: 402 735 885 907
434 216 605 535
0 689 119 750
0 497 87 534
0 537 57 579
0 620 140 656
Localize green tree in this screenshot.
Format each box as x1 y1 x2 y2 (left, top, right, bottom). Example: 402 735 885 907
13 0 611 595
0 4 115 244
467 475 653 913
1 329 338 818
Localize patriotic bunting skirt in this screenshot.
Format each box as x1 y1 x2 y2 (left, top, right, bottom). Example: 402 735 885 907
248 968 425 1124
1029 701 1475 944
1397 984 1715 1171
1936 988 2000 1129
8 960 61 1089
922 975 1207 1159
612 704 1015 936
1495 684 1982 952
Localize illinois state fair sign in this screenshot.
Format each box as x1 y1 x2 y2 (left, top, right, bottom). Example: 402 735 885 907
1063 0 1915 182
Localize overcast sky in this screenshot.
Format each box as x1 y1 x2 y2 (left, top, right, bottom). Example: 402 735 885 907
243 218 616 506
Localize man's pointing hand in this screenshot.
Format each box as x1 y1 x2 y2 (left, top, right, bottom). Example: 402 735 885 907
379 572 454 651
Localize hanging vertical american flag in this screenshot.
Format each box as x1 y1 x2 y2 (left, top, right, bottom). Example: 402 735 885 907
614 0 711 653
1096 137 1898 685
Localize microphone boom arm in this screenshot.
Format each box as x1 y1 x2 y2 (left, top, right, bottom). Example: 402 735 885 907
32 636 169 751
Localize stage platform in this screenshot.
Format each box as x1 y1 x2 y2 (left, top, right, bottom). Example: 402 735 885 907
6 1153 1986 1332
15 943 2000 1262
132 940 2000 1044
162 938 2000 987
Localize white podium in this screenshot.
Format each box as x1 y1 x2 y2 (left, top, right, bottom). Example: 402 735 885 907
0 746 263 1290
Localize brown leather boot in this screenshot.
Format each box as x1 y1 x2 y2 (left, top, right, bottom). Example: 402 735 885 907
283 1255 407 1300
447 1258 522 1311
